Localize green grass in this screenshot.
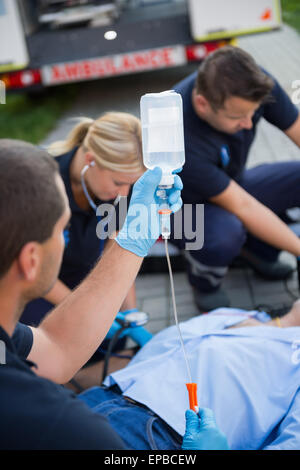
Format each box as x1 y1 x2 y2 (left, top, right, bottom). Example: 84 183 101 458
0 84 80 144
281 0 300 34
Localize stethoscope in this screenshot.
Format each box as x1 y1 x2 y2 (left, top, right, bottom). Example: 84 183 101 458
80 161 121 255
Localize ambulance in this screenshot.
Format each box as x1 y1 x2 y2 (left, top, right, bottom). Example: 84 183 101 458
0 0 281 92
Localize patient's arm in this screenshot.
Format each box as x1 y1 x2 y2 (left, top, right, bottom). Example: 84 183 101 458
229 317 280 329
229 300 300 329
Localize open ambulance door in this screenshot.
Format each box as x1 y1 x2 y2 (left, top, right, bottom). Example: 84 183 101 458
0 0 29 72
188 0 281 42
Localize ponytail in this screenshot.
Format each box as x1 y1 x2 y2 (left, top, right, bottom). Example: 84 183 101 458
49 112 144 173
48 117 93 156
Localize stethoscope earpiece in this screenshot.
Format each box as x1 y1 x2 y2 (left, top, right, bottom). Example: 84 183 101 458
90 161 95 167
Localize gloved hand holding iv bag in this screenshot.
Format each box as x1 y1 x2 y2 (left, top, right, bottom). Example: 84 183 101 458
115 167 182 257
116 90 184 257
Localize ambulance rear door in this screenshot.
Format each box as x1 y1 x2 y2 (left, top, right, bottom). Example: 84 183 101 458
188 0 282 42
0 0 29 72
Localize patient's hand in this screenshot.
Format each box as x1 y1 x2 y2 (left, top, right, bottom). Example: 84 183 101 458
182 408 230 451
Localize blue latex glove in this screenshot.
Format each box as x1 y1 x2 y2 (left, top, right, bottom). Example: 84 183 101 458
126 323 152 347
182 409 230 450
106 311 130 339
115 167 183 257
106 308 153 347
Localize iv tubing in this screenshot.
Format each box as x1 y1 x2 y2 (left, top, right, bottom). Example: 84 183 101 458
164 237 193 384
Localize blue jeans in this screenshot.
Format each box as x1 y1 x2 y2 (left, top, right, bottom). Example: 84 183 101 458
78 386 182 450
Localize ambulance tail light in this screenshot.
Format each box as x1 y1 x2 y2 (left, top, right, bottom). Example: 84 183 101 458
185 40 233 62
1 69 42 90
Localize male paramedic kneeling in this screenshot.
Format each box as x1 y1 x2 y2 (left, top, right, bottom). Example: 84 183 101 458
173 46 300 312
0 139 229 450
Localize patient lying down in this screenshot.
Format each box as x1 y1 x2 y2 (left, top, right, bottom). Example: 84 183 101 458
74 302 300 450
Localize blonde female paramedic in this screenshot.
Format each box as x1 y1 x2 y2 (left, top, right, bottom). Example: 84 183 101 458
20 112 145 342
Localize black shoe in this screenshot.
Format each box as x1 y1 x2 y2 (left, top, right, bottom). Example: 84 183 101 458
192 286 230 313
240 248 294 280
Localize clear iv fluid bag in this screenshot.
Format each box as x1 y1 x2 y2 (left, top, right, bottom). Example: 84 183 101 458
140 90 185 186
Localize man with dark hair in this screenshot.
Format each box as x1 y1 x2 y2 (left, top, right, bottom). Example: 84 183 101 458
0 140 66 279
0 139 228 450
195 46 274 112
173 45 300 312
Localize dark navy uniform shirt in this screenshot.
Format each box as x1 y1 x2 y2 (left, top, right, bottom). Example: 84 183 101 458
174 70 299 204
0 322 126 449
56 148 121 289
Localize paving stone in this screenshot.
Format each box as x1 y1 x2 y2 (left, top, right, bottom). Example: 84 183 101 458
141 295 169 321
168 297 198 320
252 290 296 311
136 283 168 302
136 273 169 287
169 272 193 294
147 318 171 335
247 278 289 296
222 268 249 289
226 287 254 310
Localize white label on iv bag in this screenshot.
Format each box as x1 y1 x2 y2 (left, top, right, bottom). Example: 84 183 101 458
145 106 184 153
148 106 180 123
